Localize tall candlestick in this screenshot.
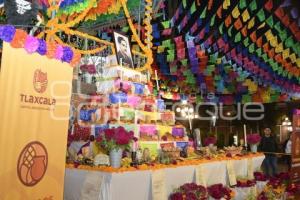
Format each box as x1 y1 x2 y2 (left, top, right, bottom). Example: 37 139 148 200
155 70 159 91
243 124 247 149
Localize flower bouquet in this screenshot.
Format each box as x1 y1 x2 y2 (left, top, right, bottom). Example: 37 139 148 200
96 126 134 168
207 184 235 200
169 183 208 200
246 133 261 152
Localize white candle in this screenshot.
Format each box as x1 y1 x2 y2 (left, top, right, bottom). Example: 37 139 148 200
155 70 159 91
243 124 247 148
120 58 123 67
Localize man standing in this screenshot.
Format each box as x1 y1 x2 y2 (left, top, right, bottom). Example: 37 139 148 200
116 36 134 68
259 128 278 177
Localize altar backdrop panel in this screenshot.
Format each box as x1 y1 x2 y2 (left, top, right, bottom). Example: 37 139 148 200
0 43 73 199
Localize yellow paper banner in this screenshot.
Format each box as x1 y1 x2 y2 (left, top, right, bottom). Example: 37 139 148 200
0 43 73 200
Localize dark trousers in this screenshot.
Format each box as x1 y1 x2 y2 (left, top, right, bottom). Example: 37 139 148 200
263 155 278 177
285 155 292 171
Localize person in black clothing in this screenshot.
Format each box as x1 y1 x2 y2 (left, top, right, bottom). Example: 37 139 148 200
259 128 278 177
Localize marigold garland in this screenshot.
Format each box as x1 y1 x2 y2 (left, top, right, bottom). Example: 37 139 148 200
66 153 264 173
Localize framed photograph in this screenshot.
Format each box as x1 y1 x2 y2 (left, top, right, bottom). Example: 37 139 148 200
113 32 134 68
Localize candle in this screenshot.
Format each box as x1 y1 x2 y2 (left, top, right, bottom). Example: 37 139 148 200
154 70 159 91
243 124 247 148
120 58 123 67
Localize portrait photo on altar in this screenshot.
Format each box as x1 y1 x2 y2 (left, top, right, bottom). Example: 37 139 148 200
113 32 134 68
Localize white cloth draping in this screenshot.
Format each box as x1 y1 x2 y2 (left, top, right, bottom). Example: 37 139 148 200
64 155 264 200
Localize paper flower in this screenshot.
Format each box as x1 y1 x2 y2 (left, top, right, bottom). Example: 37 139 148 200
24 36 39 54
0 25 16 42
61 46 74 63
36 39 47 55
55 45 64 60
10 29 27 48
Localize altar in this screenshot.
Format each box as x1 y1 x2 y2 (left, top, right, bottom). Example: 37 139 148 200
64 154 264 200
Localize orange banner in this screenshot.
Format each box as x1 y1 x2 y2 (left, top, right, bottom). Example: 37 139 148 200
0 43 73 199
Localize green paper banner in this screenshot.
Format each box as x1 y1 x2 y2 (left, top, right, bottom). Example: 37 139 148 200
257 9 265 22
234 32 241 42
266 16 274 27
200 7 207 19
239 0 247 9
190 2 196 14
249 0 257 11
210 14 216 26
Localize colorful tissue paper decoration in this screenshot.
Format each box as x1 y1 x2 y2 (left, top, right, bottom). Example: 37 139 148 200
0 25 81 66
151 0 300 104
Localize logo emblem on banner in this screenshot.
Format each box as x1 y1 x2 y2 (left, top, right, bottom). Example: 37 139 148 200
17 141 48 186
33 69 48 93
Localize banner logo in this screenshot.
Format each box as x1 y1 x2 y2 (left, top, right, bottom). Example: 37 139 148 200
17 141 48 186
33 69 48 93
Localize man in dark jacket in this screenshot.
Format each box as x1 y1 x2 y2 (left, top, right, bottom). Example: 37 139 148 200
259 128 278 177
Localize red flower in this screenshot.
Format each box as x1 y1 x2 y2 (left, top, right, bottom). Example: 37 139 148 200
170 192 183 200
104 128 115 140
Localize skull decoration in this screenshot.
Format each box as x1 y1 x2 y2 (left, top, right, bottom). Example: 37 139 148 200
15 0 32 15
4 0 37 25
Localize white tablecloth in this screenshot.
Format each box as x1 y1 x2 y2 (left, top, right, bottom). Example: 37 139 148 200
64 155 264 200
